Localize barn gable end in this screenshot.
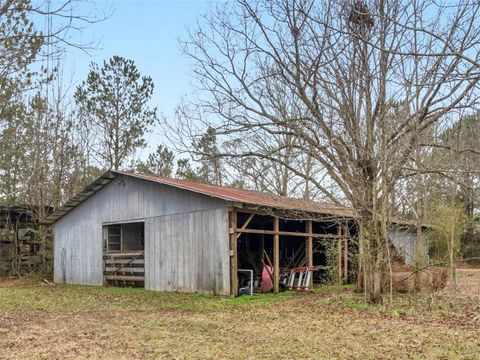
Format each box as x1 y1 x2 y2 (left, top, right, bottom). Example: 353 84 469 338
54 174 230 295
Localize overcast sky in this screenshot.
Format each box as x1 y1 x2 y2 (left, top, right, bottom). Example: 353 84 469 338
52 0 213 155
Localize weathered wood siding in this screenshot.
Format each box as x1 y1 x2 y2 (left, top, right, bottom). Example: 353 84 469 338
54 175 230 295
389 228 426 266
145 208 229 294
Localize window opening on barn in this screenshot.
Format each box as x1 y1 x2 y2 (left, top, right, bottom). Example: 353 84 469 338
104 222 144 252
103 221 145 288
106 224 121 251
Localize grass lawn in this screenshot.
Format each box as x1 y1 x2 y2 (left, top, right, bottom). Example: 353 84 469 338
0 269 479 359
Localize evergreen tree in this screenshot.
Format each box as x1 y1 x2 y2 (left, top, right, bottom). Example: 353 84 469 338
136 145 174 177
175 158 200 181
75 56 157 170
194 126 223 185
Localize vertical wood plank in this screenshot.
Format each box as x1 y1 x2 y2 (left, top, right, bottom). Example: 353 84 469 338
188 211 195 293
221 209 230 295
144 219 150 289
273 216 280 294
165 216 173 291
337 224 342 285
343 225 348 282
229 209 238 297
158 216 165 291
178 213 185 292
195 211 203 292
205 210 214 293
155 216 161 291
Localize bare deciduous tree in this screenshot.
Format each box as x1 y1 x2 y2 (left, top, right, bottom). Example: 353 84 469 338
178 0 480 303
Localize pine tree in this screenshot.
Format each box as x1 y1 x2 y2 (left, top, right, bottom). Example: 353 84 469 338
75 56 157 170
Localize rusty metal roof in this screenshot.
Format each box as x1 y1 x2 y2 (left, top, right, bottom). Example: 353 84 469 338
46 170 358 224
116 171 356 218
125 173 421 226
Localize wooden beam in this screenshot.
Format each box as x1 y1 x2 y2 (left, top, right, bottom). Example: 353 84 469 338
229 210 238 297
103 251 144 257
105 267 144 273
104 258 144 265
231 228 342 239
306 220 313 287
233 208 271 216
343 225 348 282
273 216 279 294
235 213 255 240
104 275 144 281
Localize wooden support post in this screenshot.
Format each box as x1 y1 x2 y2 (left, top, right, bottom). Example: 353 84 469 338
306 220 313 287
260 236 265 261
306 220 313 267
343 225 348 282
305 220 313 288
273 216 280 294
259 217 265 258
337 224 342 285
229 210 238 297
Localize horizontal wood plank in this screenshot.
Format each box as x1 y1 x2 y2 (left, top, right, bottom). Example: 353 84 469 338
104 251 144 257
104 275 144 281
233 228 342 239
104 258 144 265
105 267 145 273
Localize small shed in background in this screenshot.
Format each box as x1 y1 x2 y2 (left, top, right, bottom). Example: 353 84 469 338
0 205 52 275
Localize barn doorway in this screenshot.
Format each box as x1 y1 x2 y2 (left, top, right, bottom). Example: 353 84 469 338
233 211 352 295
103 221 145 287
235 213 321 295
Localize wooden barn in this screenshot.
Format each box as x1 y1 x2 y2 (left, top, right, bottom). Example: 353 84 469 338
47 171 422 296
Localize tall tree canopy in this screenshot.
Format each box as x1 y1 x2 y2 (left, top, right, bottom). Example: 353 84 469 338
0 0 98 207
75 56 157 170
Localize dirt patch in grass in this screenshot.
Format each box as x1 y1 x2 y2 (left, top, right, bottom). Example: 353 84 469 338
0 270 479 359
0 276 43 288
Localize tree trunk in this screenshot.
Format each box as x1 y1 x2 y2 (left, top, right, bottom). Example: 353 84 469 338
357 215 389 304
450 215 457 293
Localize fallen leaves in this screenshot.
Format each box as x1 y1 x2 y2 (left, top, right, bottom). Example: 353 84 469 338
0 270 479 359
